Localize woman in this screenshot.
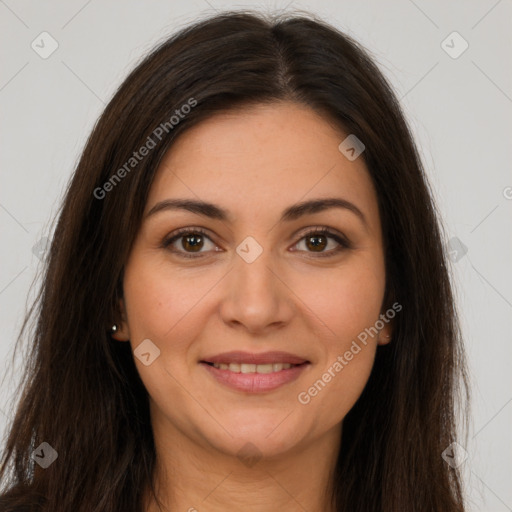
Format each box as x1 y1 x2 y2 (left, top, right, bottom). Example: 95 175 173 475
0 10 469 512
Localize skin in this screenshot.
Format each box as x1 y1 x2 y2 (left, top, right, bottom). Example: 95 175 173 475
112 101 393 512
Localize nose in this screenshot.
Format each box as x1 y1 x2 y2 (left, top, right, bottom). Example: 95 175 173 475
219 245 294 335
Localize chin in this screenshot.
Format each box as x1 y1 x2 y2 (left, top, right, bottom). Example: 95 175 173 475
201 414 306 458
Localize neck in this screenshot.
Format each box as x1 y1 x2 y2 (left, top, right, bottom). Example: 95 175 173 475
144 410 341 512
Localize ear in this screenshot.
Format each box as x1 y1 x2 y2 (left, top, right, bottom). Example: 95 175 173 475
377 317 393 346
110 298 131 342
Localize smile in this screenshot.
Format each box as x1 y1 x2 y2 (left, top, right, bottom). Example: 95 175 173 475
209 362 297 373
200 360 310 393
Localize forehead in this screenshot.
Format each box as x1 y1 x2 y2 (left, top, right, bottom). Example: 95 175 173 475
146 102 379 230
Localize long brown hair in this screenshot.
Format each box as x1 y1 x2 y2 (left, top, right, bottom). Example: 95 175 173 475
0 10 469 511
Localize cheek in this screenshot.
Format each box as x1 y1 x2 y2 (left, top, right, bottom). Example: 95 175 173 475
122 255 216 343
121 259 213 412
303 345 376 422
292 254 386 344
293 255 384 412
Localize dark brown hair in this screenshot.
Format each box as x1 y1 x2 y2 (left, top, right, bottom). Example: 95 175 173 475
0 10 469 511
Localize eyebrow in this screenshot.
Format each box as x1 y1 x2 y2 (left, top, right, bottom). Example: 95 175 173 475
146 197 368 227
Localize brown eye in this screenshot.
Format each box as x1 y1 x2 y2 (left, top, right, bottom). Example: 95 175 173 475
305 233 328 252
293 227 350 258
180 233 204 252
162 228 219 258
162 226 350 260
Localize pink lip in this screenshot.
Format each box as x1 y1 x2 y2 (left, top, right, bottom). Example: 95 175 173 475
200 361 310 393
201 351 308 365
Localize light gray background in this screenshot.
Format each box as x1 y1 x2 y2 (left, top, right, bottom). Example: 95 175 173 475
1 1 511 509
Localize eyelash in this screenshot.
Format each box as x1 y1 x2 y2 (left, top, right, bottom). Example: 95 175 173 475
161 226 351 259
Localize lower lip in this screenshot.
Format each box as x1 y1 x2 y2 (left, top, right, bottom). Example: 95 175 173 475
200 362 310 393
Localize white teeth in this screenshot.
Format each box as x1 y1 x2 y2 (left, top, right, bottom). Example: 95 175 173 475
211 362 296 373
256 364 273 374
241 363 256 374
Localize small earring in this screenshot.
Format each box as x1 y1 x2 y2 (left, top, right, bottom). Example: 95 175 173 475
111 324 118 334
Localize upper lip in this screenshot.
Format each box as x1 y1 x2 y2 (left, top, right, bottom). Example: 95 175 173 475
201 351 309 365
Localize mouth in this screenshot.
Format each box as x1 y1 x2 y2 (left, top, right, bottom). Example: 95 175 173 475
202 361 306 373
199 351 311 393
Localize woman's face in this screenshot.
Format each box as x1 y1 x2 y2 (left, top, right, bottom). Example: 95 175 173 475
114 101 392 460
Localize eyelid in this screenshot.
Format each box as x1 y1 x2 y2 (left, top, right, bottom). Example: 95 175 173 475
160 226 217 257
161 225 351 258
294 225 350 246
289 226 351 258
